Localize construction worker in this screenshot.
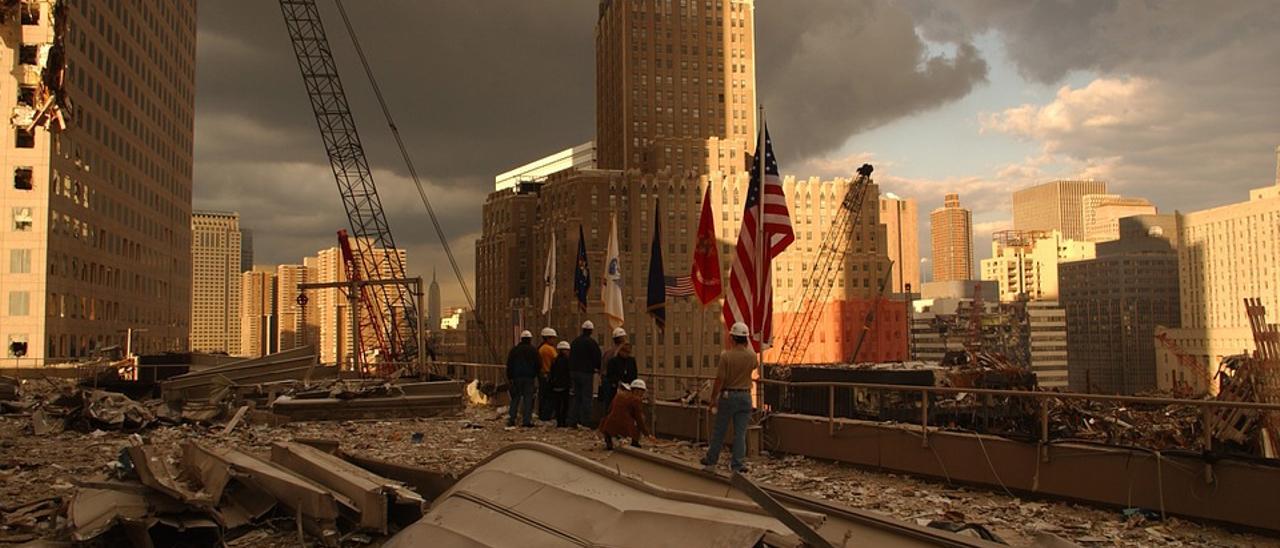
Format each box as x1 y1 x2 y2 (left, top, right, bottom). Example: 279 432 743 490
505 330 539 428
701 322 755 474
536 327 558 422
548 341 574 427
602 340 638 414
601 327 628 374
599 379 653 450
568 320 602 428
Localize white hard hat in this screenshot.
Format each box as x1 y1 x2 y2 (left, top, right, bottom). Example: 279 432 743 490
520 330 532 339
629 379 647 391
612 327 627 339
730 322 750 338
582 320 595 330
540 327 557 338
556 341 570 350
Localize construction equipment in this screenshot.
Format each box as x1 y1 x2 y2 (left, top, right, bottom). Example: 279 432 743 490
1154 326 1213 396
278 0 501 367
775 164 876 365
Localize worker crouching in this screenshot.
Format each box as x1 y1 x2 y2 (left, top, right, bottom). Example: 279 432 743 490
599 379 653 450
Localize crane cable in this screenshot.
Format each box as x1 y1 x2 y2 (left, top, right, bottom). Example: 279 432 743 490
331 0 501 363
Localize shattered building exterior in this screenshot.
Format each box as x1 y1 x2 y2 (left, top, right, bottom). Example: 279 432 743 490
0 0 196 360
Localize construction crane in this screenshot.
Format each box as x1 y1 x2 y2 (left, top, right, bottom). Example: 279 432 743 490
278 0 417 368
775 164 876 365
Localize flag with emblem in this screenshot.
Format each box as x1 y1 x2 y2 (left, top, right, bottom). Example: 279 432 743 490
574 225 590 313
602 213 625 329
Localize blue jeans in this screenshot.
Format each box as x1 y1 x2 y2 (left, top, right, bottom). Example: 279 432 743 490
703 391 752 471
508 378 535 426
569 372 595 427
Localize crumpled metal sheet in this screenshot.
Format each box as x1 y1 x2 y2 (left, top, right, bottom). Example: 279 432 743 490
386 442 808 548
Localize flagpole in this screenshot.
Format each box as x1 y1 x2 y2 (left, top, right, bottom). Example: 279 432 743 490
755 105 767 399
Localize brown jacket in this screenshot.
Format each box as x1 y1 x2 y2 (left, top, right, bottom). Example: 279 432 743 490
598 389 650 439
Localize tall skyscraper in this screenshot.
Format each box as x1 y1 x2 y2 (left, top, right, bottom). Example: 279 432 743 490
427 269 441 332
929 193 972 282
191 212 242 355
240 267 277 358
880 194 920 293
1061 215 1180 394
1 1 196 361
275 264 312 352
595 0 757 175
1081 194 1157 243
239 228 254 273
1012 180 1107 241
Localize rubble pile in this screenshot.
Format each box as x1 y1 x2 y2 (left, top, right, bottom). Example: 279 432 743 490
1046 399 1203 451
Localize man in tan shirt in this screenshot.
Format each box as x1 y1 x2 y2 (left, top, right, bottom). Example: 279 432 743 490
701 322 755 474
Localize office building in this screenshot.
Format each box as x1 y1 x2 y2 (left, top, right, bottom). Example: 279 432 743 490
240 267 277 358
427 269 441 332
1013 180 1107 241
1 1 197 361
1025 300 1068 389
1062 215 1180 394
929 193 972 282
1160 156 1280 384
275 264 312 352
191 212 242 355
1082 194 1157 243
980 230 1095 302
880 194 920 293
595 0 757 175
494 141 595 191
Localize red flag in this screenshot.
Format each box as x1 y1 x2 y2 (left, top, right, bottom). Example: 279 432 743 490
691 184 722 306
723 123 793 352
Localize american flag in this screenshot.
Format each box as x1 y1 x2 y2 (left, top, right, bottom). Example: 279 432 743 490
664 275 695 298
722 122 794 351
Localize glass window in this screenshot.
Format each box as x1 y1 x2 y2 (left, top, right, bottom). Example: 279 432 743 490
12 207 33 231
9 291 30 316
10 249 31 274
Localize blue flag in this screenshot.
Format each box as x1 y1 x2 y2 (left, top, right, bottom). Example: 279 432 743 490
646 199 666 331
574 225 590 313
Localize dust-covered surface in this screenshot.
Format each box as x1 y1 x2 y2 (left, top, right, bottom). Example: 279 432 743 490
1 405 1276 547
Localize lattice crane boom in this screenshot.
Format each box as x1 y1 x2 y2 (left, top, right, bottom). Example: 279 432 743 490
775 164 875 365
279 0 418 365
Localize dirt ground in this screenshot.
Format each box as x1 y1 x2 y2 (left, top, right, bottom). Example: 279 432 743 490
1 405 1277 547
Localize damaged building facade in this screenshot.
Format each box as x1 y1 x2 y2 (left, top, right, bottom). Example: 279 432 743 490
0 0 196 361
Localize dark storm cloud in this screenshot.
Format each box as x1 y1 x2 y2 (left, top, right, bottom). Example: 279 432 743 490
194 1 991 301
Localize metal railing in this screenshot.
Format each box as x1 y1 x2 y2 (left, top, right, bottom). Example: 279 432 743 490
439 361 1280 459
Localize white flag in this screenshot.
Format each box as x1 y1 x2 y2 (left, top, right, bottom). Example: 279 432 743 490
541 233 555 315
603 213 625 329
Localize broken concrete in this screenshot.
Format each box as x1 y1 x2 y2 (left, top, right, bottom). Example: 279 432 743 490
269 441 423 533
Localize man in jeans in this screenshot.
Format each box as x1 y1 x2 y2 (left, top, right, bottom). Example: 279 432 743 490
701 322 755 474
567 320 602 427
505 330 539 428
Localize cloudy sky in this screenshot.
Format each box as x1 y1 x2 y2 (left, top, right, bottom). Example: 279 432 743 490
194 1 1280 306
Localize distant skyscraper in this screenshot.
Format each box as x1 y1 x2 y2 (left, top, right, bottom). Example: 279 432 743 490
1012 180 1107 241
275 264 311 352
428 269 442 332
1081 194 1157 243
929 193 973 282
880 194 920 293
240 229 254 273
192 212 243 355
595 0 757 175
1 1 196 361
240 268 277 358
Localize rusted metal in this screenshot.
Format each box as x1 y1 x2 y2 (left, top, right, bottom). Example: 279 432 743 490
921 389 929 448
827 384 835 436
270 393 462 421
160 346 323 403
